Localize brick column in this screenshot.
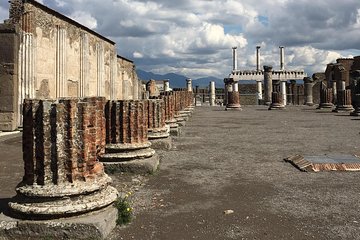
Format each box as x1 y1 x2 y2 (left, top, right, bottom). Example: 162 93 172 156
9 97 118 218
317 83 334 109
146 99 171 149
101 100 159 174
225 91 242 110
161 92 180 137
268 92 285 110
173 91 187 125
333 89 354 112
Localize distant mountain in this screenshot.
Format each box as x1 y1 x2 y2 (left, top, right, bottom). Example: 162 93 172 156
136 69 225 88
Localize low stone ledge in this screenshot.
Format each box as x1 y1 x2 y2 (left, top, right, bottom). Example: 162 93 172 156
104 154 160 174
149 137 172 150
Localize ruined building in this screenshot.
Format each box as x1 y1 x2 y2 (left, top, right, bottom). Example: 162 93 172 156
0 0 141 131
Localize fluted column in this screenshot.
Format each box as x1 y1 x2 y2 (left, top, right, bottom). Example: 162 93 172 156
269 92 285 110
303 77 314 106
9 97 118 218
101 100 158 173
317 83 334 109
333 89 354 112
210 81 216 106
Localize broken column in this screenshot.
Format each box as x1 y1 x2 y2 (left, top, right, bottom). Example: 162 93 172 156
210 81 216 106
164 79 170 92
264 65 273 105
317 82 334 109
350 71 360 116
146 99 171 150
333 89 354 112
161 91 181 136
9 97 118 219
269 92 285 110
186 78 193 92
256 80 263 104
101 100 159 174
280 80 287 105
225 79 241 111
303 77 314 106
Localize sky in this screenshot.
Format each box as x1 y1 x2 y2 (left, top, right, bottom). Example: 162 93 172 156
1 0 360 79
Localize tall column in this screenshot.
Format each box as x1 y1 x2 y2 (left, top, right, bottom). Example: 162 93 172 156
96 42 104 96
264 65 273 105
210 81 216 106
101 100 159 173
186 78 192 92
256 80 263 104
80 33 89 97
280 80 287 105
290 80 296 105
232 47 238 71
303 77 314 106
9 97 118 218
256 46 261 71
332 81 337 104
279 46 285 71
164 79 170 92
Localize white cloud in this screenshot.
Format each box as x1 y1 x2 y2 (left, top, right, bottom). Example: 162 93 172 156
69 11 97 29
133 51 143 58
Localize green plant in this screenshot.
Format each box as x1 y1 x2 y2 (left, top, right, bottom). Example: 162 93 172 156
114 192 133 225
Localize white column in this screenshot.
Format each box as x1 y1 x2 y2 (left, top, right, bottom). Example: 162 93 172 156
210 81 215 106
233 82 238 92
232 47 238 71
186 78 192 92
279 46 285 71
256 46 261 71
256 80 263 101
281 80 287 105
164 79 170 92
332 81 337 101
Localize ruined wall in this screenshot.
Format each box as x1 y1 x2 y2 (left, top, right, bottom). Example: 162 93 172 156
117 56 139 100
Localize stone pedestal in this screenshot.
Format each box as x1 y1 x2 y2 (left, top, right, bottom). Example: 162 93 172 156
101 100 159 174
303 77 314 106
264 66 273 105
9 97 118 219
333 89 354 112
269 92 285 110
146 99 171 150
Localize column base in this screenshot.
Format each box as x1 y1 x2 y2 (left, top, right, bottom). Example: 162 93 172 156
268 103 286 110
103 154 159 174
317 103 334 109
332 105 354 112
225 104 242 111
350 108 360 116
149 137 172 150
305 102 314 106
0 205 118 240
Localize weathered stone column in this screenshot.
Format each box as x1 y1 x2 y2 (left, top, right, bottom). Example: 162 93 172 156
186 78 192 92
317 83 334 109
264 65 273 105
225 81 241 111
162 92 180 136
280 80 287 105
9 97 118 219
303 77 314 106
256 80 263 104
146 99 171 149
333 89 354 112
101 100 159 174
332 81 337 104
269 92 285 110
210 81 216 106
173 91 187 126
164 79 170 92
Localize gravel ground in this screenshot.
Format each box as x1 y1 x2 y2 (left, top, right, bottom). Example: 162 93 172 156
1 105 360 240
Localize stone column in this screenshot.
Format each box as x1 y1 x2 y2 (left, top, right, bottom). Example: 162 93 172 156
269 92 285 110
264 65 273 105
164 79 170 92
256 80 263 104
280 80 287 105
210 81 216 106
256 46 261 72
226 80 241 111
332 81 337 104
186 78 192 92
317 83 334 109
333 89 354 112
303 77 314 106
101 100 159 174
146 99 171 150
9 97 118 219
161 92 180 136
279 46 285 71
233 82 239 92
232 47 238 70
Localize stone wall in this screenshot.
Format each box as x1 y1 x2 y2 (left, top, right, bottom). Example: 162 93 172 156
0 0 140 131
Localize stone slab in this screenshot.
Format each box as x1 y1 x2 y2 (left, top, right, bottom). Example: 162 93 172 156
170 126 181 137
103 154 160 174
149 137 172 150
285 154 360 172
0 205 118 240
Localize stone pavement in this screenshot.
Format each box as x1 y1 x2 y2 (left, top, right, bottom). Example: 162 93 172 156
1 106 360 239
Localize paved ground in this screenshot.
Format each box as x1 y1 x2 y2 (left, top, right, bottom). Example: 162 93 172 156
1 106 360 239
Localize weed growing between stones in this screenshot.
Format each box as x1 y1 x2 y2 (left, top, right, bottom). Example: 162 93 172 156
114 192 133 225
